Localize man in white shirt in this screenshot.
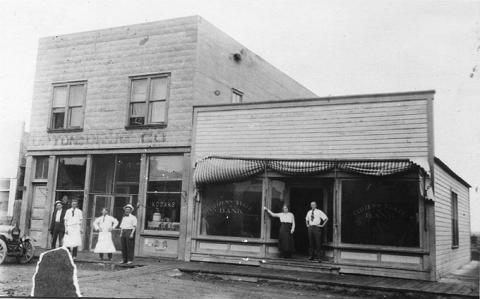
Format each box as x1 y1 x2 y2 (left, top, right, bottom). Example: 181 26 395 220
305 201 328 261
63 199 83 259
119 204 137 264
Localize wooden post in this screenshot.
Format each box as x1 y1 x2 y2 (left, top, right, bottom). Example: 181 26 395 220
178 153 191 260
19 156 34 234
134 153 147 257
39 155 57 248
81 154 92 251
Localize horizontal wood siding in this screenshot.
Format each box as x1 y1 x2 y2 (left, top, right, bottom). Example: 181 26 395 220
434 163 471 278
193 98 429 161
193 18 316 106
29 16 199 151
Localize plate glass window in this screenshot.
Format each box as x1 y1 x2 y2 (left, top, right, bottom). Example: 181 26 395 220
145 156 184 232
34 157 49 180
200 179 263 238
50 83 86 130
129 75 169 126
341 179 420 247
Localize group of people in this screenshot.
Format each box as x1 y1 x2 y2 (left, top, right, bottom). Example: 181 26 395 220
264 201 328 261
49 196 138 264
50 196 327 262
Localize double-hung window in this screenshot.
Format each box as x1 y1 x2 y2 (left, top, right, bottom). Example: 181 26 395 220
50 82 86 130
128 74 170 127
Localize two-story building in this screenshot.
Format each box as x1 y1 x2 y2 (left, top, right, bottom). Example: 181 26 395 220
20 16 316 260
21 16 471 281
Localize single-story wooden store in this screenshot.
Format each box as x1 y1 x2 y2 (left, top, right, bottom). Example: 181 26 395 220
186 90 471 281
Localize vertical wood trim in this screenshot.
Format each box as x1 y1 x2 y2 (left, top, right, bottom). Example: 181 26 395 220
178 153 191 260
82 154 92 250
333 174 341 263
135 153 148 256
40 155 57 248
184 154 197 261
426 200 436 280
19 156 34 233
426 96 435 185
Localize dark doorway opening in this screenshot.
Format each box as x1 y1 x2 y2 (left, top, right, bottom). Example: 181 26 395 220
289 187 324 256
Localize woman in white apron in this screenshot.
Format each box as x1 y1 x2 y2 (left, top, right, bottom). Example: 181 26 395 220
63 199 83 259
93 208 119 261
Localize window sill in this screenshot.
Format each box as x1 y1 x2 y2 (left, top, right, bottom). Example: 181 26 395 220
47 128 83 133
452 245 459 249
125 124 167 130
141 230 179 237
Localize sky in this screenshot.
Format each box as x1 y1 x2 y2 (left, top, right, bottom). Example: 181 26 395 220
0 0 479 230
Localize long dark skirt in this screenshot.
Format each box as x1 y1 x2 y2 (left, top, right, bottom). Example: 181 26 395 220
278 222 294 257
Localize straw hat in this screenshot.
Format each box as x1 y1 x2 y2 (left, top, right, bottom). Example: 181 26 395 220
55 201 63 207
123 204 134 212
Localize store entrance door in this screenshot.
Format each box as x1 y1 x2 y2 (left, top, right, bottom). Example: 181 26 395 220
289 187 324 256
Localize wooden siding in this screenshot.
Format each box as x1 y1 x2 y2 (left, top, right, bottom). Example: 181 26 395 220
29 16 198 151
193 97 430 161
28 16 316 152
434 163 471 278
193 18 316 106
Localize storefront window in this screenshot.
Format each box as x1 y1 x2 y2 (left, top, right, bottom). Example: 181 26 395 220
56 156 87 209
34 157 49 179
114 154 141 194
144 155 183 231
201 180 263 238
90 155 140 194
341 179 419 247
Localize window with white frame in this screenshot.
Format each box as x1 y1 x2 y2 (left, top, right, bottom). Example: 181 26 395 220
128 74 170 126
50 82 86 130
231 88 243 103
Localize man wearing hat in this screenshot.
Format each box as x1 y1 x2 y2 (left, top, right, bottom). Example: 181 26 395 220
119 204 137 264
49 201 66 248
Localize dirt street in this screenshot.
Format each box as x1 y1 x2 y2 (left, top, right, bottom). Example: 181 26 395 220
0 259 391 299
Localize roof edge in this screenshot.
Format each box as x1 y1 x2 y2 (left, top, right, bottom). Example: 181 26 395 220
434 157 471 188
193 89 435 109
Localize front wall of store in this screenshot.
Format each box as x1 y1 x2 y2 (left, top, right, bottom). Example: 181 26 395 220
190 171 432 279
188 92 436 280
24 151 191 259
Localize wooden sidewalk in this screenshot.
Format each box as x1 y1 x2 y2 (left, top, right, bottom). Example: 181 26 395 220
178 261 479 298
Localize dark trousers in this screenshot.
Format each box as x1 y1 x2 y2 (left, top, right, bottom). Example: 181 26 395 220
121 229 135 262
68 247 78 258
308 226 323 259
51 223 65 248
99 253 112 260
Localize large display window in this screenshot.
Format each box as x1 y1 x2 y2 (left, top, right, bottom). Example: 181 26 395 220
341 179 420 247
55 156 87 209
144 155 184 232
200 180 263 238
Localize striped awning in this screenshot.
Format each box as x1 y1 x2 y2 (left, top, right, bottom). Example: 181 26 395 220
193 156 424 186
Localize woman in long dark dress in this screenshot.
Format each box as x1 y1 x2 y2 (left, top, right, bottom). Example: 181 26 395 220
264 205 295 258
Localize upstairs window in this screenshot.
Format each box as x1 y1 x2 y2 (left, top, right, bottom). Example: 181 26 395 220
128 74 170 127
451 191 459 248
231 88 243 103
50 82 86 130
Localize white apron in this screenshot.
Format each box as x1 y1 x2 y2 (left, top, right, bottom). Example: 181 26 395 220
93 215 118 253
63 208 83 248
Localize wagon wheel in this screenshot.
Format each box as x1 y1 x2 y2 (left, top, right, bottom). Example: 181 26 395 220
16 240 34 264
0 239 7 264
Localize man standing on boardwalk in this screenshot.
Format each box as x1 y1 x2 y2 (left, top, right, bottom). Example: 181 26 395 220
305 201 328 262
63 199 83 260
119 204 137 264
49 201 66 248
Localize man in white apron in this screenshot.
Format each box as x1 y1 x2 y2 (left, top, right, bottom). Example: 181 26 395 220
63 199 83 259
93 208 118 261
